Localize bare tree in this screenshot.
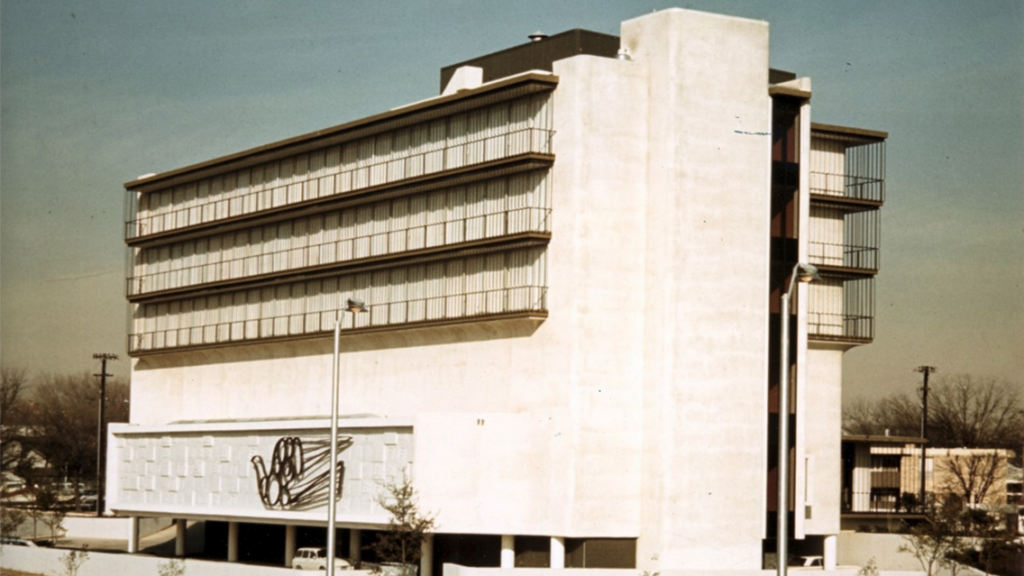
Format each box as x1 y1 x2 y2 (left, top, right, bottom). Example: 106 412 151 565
0 507 27 537
939 451 1006 506
26 372 130 509
58 547 89 576
844 374 1023 450
928 374 1023 449
1 365 32 475
843 392 920 438
899 495 971 576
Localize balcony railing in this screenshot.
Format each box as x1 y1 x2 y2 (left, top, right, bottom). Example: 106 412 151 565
809 133 885 204
807 206 880 272
130 285 547 353
126 126 554 241
842 487 924 514
808 243 878 272
807 276 875 342
128 205 551 297
843 465 924 514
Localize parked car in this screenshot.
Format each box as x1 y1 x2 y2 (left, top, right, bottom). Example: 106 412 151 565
1 536 38 547
292 547 352 571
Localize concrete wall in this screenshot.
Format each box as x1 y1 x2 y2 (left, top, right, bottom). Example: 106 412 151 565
442 564 925 576
836 532 925 572
621 8 772 571
63 515 171 540
0 545 308 576
549 51 649 538
802 347 845 536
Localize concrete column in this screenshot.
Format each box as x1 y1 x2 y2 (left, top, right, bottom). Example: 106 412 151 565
500 535 515 568
349 529 362 563
227 521 239 562
285 525 297 567
550 537 565 569
175 519 187 557
420 533 434 576
823 534 837 571
126 516 141 554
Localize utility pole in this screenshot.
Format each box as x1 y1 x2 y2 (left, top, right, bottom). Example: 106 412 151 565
915 365 936 507
94 353 118 517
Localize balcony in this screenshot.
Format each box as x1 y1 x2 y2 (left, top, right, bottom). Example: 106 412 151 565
129 247 548 354
842 436 927 516
807 206 880 274
807 276 875 343
126 93 554 242
810 124 886 206
127 171 552 298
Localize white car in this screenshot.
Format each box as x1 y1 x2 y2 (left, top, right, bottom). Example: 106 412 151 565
1 536 38 547
292 547 352 571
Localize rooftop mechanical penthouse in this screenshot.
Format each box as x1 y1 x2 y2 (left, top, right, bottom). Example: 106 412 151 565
112 8 887 573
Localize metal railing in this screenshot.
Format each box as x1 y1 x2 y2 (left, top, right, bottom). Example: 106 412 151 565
809 135 885 203
808 313 874 342
807 207 880 271
807 276 875 341
126 127 554 241
129 285 547 353
127 206 551 297
809 173 885 203
842 468 924 514
807 242 879 272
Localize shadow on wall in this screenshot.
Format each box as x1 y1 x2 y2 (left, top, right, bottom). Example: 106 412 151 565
133 316 545 372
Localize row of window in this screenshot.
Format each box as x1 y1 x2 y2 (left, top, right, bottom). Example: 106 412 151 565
130 248 547 352
127 94 554 239
129 172 551 296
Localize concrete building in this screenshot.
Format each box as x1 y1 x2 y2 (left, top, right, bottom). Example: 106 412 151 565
842 437 1015 529
109 8 887 572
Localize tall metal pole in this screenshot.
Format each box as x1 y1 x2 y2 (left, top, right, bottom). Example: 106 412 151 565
777 288 792 576
776 263 819 576
915 366 936 506
327 299 367 576
93 353 118 517
327 315 342 576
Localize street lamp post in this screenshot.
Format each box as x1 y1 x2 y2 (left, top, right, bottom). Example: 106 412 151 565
327 298 368 576
777 263 819 576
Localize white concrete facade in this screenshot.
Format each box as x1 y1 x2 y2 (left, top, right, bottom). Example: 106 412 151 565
114 8 885 572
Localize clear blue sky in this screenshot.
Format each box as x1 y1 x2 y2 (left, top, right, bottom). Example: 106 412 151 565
2 0 1021 403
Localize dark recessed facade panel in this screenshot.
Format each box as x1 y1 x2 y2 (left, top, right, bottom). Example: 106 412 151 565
440 29 620 91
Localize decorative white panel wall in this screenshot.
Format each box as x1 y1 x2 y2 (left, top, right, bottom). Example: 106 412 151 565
108 420 413 523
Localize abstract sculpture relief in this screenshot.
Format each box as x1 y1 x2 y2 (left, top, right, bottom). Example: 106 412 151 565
251 435 354 510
